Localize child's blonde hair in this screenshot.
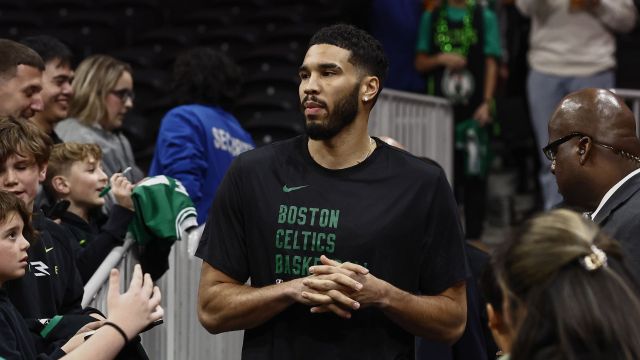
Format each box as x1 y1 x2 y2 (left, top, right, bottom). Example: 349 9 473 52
44 143 103 198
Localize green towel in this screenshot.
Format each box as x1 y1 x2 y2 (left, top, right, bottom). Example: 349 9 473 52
129 176 198 246
455 118 491 177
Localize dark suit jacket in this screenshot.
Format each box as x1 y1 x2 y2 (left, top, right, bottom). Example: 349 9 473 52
593 171 640 281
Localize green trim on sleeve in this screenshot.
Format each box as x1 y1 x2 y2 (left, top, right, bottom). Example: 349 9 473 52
416 10 433 53
482 7 502 58
39 315 63 339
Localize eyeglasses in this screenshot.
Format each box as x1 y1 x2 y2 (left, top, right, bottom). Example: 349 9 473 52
542 132 583 161
109 89 135 102
543 132 640 163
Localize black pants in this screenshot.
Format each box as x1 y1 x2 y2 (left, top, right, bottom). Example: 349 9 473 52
454 150 488 240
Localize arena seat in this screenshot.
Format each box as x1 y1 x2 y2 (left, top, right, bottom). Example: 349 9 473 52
54 12 119 55
132 28 195 69
263 23 320 45
243 65 299 95
100 0 165 46
237 44 303 74
244 8 303 32
172 10 231 36
241 110 305 146
234 89 300 124
197 27 258 60
0 0 28 11
33 0 93 20
134 27 194 47
0 12 43 39
109 46 156 68
199 0 266 17
131 68 169 109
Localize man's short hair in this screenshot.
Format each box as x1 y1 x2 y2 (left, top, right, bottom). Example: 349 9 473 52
0 39 45 80
308 24 388 88
19 35 73 67
171 47 242 110
0 116 52 167
44 143 103 197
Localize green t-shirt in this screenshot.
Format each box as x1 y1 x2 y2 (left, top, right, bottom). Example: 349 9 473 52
416 6 502 58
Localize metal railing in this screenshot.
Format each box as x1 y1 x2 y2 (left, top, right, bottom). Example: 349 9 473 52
83 228 244 360
611 88 640 138
82 237 134 308
369 88 454 182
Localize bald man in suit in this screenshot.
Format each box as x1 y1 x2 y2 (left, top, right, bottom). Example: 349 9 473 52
546 88 640 279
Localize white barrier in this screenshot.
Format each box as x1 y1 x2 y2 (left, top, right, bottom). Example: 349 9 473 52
85 89 453 359
84 229 244 360
611 88 640 138
141 227 244 360
82 237 134 308
369 88 454 182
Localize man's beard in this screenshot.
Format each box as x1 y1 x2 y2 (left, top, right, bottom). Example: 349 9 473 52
302 85 359 141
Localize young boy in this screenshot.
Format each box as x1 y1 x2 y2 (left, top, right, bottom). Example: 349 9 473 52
44 143 135 284
0 191 47 358
0 190 165 359
0 116 88 350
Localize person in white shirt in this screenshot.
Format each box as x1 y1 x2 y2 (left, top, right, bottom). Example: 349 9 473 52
545 88 640 280
516 0 637 210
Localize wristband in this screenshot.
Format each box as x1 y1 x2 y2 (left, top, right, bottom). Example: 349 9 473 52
103 322 129 345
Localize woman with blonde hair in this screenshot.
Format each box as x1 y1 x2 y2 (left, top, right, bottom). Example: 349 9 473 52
492 209 640 359
56 55 143 181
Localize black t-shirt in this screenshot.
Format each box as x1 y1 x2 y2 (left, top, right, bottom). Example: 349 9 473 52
196 135 467 360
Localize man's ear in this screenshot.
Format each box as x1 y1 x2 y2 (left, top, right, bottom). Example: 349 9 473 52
52 175 70 195
577 137 593 166
487 303 499 330
487 303 513 354
38 163 48 182
360 76 380 104
488 303 512 335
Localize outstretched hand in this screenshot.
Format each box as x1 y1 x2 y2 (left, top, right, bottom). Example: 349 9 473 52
106 264 164 340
